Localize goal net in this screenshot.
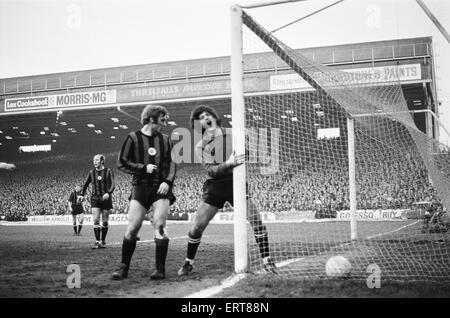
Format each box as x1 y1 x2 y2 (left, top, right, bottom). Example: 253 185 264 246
231 6 450 281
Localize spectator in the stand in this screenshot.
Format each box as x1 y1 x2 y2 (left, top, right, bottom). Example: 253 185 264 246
0 146 445 221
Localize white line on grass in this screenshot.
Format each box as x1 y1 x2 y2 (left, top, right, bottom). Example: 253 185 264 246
367 220 420 240
182 228 359 297
184 257 306 298
184 273 247 298
255 221 420 274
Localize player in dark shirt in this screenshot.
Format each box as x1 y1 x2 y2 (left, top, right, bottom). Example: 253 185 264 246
68 185 85 235
82 154 115 249
112 104 177 280
177 105 276 276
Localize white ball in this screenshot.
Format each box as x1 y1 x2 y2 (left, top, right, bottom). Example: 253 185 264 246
325 256 352 277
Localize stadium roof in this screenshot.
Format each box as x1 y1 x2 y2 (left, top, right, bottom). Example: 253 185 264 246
0 37 435 161
0 98 232 161
0 83 429 162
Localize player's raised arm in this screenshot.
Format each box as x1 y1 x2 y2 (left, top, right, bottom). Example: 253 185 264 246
226 150 245 167
196 142 241 178
117 134 147 175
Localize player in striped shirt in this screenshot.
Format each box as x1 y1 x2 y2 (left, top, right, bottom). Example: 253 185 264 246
177 105 276 277
68 185 85 236
112 105 176 280
82 154 115 249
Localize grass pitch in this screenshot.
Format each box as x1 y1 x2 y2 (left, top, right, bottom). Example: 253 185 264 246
1 221 449 298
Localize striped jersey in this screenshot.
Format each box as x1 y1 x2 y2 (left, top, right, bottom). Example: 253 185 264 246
117 130 176 186
82 167 115 196
68 190 83 207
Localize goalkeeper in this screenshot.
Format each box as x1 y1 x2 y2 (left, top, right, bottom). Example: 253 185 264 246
68 185 85 236
177 105 276 277
423 198 450 233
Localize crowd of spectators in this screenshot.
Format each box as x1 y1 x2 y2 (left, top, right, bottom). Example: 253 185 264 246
0 147 445 221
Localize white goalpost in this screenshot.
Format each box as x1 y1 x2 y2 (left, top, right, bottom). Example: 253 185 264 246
230 4 249 273
230 1 450 281
347 117 358 242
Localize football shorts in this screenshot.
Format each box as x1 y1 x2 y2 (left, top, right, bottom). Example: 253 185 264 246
91 195 113 210
128 184 176 210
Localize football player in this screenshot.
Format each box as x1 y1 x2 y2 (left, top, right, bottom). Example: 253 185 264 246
112 105 176 280
68 185 85 235
82 154 115 249
177 105 276 277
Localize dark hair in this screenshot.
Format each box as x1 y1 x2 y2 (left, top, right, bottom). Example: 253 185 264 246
189 105 221 130
141 105 169 125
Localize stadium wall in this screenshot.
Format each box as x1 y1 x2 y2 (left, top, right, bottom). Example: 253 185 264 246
6 208 418 226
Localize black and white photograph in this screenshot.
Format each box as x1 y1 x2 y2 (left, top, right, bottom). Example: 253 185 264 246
0 0 449 301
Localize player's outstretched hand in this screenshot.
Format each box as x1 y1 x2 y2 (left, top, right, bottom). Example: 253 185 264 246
146 164 158 174
5 163 16 171
102 193 110 201
157 182 169 195
226 150 245 168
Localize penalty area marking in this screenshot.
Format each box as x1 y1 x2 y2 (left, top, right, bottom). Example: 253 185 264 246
184 273 247 298
185 257 303 298
184 219 422 297
367 220 420 240
278 220 421 270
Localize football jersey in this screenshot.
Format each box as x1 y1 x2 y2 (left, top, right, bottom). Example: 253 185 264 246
195 127 233 181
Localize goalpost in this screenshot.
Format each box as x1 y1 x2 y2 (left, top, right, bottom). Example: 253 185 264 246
230 2 450 280
230 4 248 273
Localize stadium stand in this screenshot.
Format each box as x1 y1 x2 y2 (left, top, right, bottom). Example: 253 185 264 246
0 145 442 222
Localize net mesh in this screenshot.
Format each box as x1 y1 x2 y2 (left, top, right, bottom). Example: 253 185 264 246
239 10 450 281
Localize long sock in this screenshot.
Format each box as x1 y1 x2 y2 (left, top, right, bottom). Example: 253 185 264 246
93 226 101 241
73 226 77 234
254 227 270 259
77 225 83 234
101 226 108 242
187 231 202 261
121 237 137 267
154 238 169 271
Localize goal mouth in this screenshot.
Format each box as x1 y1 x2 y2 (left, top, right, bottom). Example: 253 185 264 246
231 5 450 281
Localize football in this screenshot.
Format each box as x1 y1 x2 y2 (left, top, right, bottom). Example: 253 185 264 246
325 256 352 278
